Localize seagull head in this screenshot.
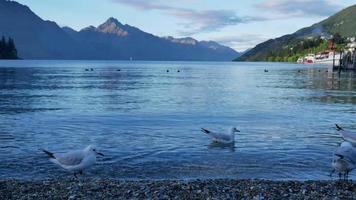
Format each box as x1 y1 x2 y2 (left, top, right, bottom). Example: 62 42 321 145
85 145 104 157
231 127 240 134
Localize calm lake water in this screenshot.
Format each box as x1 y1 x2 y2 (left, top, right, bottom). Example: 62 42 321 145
0 60 355 180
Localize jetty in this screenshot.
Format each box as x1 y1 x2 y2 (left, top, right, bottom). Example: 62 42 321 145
332 40 356 71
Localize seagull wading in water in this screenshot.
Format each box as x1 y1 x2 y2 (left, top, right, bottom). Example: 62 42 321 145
41 145 104 178
201 127 240 144
330 141 356 180
335 124 356 145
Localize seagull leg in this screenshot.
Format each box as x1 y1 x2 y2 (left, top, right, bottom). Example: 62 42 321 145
338 173 342 180
79 170 83 175
346 171 349 181
329 169 335 177
74 173 78 179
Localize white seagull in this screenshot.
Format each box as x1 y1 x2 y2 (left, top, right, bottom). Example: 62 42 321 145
41 145 104 178
335 124 356 145
330 141 356 180
201 127 240 144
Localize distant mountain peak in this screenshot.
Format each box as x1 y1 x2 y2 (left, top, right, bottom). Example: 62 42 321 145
105 17 121 25
81 25 96 32
96 17 128 36
163 36 198 45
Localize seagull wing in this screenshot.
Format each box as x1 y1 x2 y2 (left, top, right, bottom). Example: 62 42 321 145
202 128 231 141
335 146 356 165
339 130 356 144
215 133 232 141
55 150 85 166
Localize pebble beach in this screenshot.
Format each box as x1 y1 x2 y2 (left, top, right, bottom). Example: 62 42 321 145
1 179 355 199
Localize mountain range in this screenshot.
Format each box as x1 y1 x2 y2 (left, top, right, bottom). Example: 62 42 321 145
236 4 356 61
0 0 239 61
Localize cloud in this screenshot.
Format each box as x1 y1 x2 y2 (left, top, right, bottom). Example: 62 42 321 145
111 0 268 34
209 34 269 51
256 0 343 17
111 0 171 10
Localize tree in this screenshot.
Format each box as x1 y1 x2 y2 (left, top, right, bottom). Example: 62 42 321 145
332 33 344 44
0 36 18 59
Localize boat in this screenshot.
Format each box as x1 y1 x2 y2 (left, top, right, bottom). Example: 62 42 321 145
314 51 340 65
304 54 316 64
297 52 340 65
297 58 304 64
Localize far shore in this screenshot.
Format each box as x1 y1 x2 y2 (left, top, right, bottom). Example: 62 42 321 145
1 179 355 199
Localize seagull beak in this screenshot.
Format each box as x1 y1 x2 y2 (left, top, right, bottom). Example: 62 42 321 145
236 129 240 132
334 154 343 159
96 152 104 157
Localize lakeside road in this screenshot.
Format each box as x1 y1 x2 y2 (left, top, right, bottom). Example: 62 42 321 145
1 179 355 199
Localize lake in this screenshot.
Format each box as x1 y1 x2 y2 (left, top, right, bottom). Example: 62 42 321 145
0 60 355 180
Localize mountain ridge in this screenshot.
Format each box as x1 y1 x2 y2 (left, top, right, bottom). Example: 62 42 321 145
0 0 239 60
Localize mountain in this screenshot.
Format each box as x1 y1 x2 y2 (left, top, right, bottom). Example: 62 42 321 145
236 4 356 61
64 18 240 61
0 1 239 60
0 0 93 59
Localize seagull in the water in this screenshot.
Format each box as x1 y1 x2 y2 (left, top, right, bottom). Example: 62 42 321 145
335 124 356 145
201 127 240 144
330 142 356 180
41 145 104 178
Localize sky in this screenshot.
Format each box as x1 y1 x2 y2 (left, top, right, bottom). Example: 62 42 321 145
15 0 355 51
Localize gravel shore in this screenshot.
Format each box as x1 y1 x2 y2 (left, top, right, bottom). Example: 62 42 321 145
1 179 355 199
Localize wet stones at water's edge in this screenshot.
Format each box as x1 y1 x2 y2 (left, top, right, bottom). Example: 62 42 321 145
0 179 355 199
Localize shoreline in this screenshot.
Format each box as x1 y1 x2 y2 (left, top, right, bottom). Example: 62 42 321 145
1 179 355 199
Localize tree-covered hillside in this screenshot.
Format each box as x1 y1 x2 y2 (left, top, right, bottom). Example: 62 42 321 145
235 4 356 62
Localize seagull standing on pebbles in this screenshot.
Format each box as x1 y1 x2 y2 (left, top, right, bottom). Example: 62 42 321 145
41 145 104 178
330 142 356 180
201 127 240 144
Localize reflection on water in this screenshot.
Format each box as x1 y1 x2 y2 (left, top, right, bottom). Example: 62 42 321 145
0 60 355 180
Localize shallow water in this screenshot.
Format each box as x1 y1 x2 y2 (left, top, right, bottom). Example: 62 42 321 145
0 60 355 180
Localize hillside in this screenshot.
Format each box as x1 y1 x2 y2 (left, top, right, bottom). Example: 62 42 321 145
0 0 239 61
0 0 90 59
236 4 356 62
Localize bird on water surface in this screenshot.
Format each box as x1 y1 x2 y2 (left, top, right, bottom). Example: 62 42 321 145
201 127 240 144
41 145 104 178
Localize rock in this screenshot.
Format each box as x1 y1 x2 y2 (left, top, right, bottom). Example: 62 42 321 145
0 179 355 199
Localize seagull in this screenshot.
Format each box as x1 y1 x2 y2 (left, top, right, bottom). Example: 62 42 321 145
335 124 356 145
41 145 104 178
201 127 240 144
330 142 356 180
